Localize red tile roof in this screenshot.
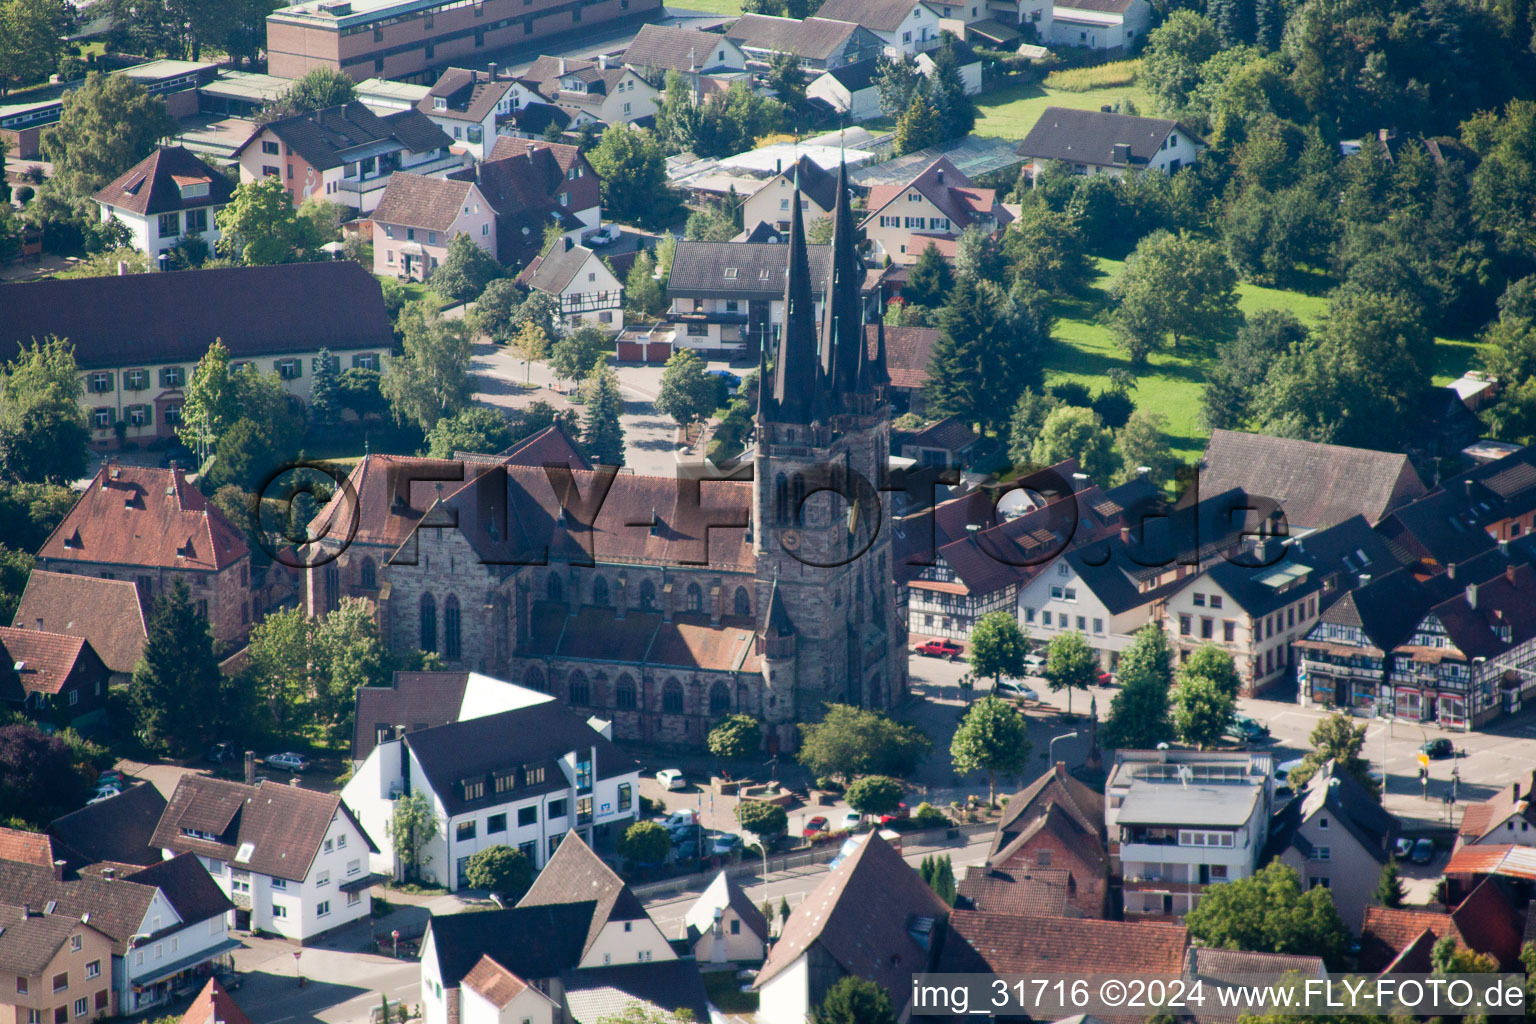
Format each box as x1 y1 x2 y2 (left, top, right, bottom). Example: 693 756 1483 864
462 955 531 1009
938 910 1188 974
867 324 938 391
1360 907 1460 971
1455 771 1534 841
0 627 104 696
13 570 148 675
955 865 1072 916
0 826 61 869
38 465 248 572
180 979 254 1024
860 156 1012 236
1444 843 1536 880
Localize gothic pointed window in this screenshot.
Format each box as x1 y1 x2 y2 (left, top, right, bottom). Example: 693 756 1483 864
443 595 461 659
709 681 730 715
663 678 684 713
593 575 609 605
547 574 563 602
419 593 437 652
616 673 637 708
733 586 751 616
640 579 657 610
686 582 703 613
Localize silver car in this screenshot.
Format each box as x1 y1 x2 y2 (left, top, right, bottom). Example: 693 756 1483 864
266 752 309 773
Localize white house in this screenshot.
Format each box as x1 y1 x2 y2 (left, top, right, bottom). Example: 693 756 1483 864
664 240 830 354
1018 107 1203 179
417 66 533 160
91 147 232 266
460 955 562 1024
807 61 883 122
1457 771 1536 848
1049 0 1151 51
1106 750 1274 919
741 154 840 234
342 698 641 890
624 24 748 82
515 240 625 332
682 871 770 963
815 0 946 55
151 773 380 942
520 55 661 125
858 156 1012 264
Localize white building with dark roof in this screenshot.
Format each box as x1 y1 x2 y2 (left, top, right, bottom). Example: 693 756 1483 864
682 871 770 962
1048 0 1151 49
725 14 885 70
92 147 234 265
417 66 535 159
1018 106 1202 179
515 240 624 332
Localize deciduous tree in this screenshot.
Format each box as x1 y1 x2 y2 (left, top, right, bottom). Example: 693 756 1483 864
381 301 473 431
588 125 672 226
464 845 535 901
656 349 719 426
845 775 903 817
1032 406 1119 484
1170 671 1235 750
433 233 502 304
950 696 1031 806
894 94 942 155
259 66 357 123
1101 625 1174 750
0 724 92 827
734 800 788 842
1287 712 1377 796
812 973 897 1024
707 714 761 760
0 337 88 484
550 324 610 386
797 704 932 784
387 791 439 883
1184 861 1351 968
1045 631 1097 716
1110 230 1240 366
424 406 516 458
968 610 1029 690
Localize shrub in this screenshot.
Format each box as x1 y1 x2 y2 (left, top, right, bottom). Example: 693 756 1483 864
912 802 950 827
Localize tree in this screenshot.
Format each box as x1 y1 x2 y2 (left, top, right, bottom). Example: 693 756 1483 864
0 480 75 552
1140 10 1221 113
260 66 357 123
766 51 806 110
894 94 942 156
625 252 665 318
968 611 1029 689
845 775 904 817
0 337 88 484
245 606 313 735
550 324 609 386
874 54 923 119
735 800 788 842
904 243 955 309
656 349 719 426
1180 644 1241 699
1184 862 1352 968
693 81 785 159
425 406 516 458
387 791 439 883
1031 406 1119 484
1004 204 1093 296
1466 100 1536 265
433 234 502 304
41 73 175 198
950 696 1031 806
1203 309 1309 431
1007 389 1061 466
0 724 93 826
925 275 1045 433
1431 933 1498 975
506 321 549 386
582 363 626 466
216 178 312 265
925 34 976 140
685 205 737 242
0 0 67 97
310 597 391 742
381 301 473 431
129 580 222 754
931 854 955 905
617 820 671 865
1287 713 1376 796
707 714 761 760
1110 230 1240 366
1117 410 1178 488
588 125 672 226
464 845 535 901
653 72 701 154
1170 672 1235 750
466 278 527 345
179 339 246 462
1374 858 1405 909
304 345 342 431
1101 625 1174 750
812 974 897 1024
338 367 389 422
1478 276 1536 444
1045 631 1097 716
798 704 931 784
0 543 33 625
596 1004 696 1024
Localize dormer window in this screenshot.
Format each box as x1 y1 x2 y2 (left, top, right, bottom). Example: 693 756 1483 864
176 179 210 200
235 842 255 863
434 97 447 110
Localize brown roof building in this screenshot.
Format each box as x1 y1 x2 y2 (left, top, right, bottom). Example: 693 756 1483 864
935 910 1188 976
48 782 168 871
179 979 254 1024
0 903 116 1023
0 627 112 723
972 763 1109 918
1359 879 1525 971
13 571 149 677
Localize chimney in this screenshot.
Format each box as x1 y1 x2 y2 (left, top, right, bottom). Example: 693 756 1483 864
488 61 497 79
564 236 573 251
1100 105 1112 113
34 618 43 630
1112 142 1131 164
1120 526 1131 544
599 54 608 69
116 260 129 276
243 750 256 785
1508 563 1517 585
20 904 29 919
1465 479 1475 498
1447 562 1457 580
936 168 944 185
102 867 115 882
53 860 66 881
558 56 567 75
471 69 478 82
1514 780 1522 802
1359 573 1372 585
1466 582 1479 609
156 252 169 273
1499 538 1510 556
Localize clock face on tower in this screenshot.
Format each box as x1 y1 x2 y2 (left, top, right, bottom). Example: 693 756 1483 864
780 530 801 551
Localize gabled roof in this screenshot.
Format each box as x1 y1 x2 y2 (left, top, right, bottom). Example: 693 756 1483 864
684 870 769 943
750 154 840 215
936 910 1188 974
1199 430 1427 530
93 146 234 217
1426 562 1536 660
419 68 517 123
860 156 1010 234
815 0 938 32
517 242 602 296
1302 567 1429 652
1376 489 1501 566
955 864 1073 916
561 961 711 1024
903 415 978 453
0 627 104 697
1294 760 1397 862
1018 107 1191 167
0 261 394 370
180 979 254 1024
1443 843 1536 881
0 904 111 976
989 763 1106 870
1361 879 1525 970
373 173 476 232
240 102 451 170
153 776 377 882
49 781 167 871
518 832 651 956
37 465 247 573
1057 0 1139 11
462 955 535 1009
868 323 938 391
118 853 236 930
14 571 148 675
726 14 867 61
667 240 832 301
754 833 947 1012
426 904 593 988
0 826 62 870
822 58 881 92
624 24 739 73
1456 771 1536 842
352 671 472 761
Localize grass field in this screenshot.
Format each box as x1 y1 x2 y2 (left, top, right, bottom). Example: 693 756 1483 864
671 0 745 14
974 80 1155 140
1043 258 1484 463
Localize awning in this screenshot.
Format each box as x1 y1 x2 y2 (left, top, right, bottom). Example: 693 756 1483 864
131 937 243 988
340 871 389 894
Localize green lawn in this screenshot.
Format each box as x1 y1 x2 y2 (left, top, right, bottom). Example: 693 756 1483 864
974 81 1155 141
1043 258 1486 464
671 0 745 14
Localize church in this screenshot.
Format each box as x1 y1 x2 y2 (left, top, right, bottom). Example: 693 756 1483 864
305 164 908 752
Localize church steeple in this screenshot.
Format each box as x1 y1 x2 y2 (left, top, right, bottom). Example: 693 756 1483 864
860 299 890 394
769 172 822 425
820 157 864 403
755 330 774 421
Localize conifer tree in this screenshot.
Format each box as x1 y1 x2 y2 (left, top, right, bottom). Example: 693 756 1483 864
582 363 626 466
130 579 222 754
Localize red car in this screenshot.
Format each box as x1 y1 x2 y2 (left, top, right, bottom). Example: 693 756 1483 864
1097 671 1116 687
803 816 829 837
916 638 964 659
880 803 909 825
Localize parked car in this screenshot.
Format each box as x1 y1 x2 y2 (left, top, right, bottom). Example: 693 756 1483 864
1022 653 1047 674
655 768 686 790
657 808 699 830
1411 838 1436 864
995 678 1039 701
706 369 742 393
1231 715 1269 742
711 833 744 856
1096 671 1116 687
87 789 119 806
673 837 701 861
1420 738 1454 759
837 810 862 831
670 821 700 843
880 803 909 825
917 638 963 659
1275 757 1304 783
803 815 829 837
586 225 620 247
96 769 125 788
206 742 236 765
265 752 309 773
1393 837 1415 860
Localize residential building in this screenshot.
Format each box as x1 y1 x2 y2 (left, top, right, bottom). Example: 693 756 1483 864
974 762 1109 918
178 980 252 1024
1359 880 1526 971
13 572 149 685
1295 569 1427 714
726 15 884 71
342 697 641 888
372 173 497 281
0 262 394 449
869 322 938 413
0 853 236 1015
0 59 217 159
417 66 527 159
1106 749 1273 918
806 60 883 122
623 25 747 82
934 910 1189 976
515 240 625 332
895 415 980 470
92 147 233 266
1048 0 1151 50
1455 770 1536 848
47 784 169 874
742 155 839 234
665 240 832 354
475 136 604 267
420 905 590 1024
1198 430 1428 532
351 669 557 763
1017 106 1201 180
458 956 561 1024
858 156 1012 264
0 904 117 1024
152 772 379 942
519 56 659 125
517 833 678 967
232 102 458 213
814 0 946 55
1438 445 1536 543
33 466 253 646
682 871 769 963
1441 844 1536 907
264 0 663 81
1269 761 1400 933
754 834 947 1024
0 627 112 727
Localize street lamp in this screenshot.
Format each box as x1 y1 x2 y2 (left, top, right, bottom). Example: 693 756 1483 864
1050 732 1079 767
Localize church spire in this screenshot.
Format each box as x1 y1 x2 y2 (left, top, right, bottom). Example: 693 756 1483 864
820 156 863 403
755 333 774 420
861 295 890 394
770 171 819 424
